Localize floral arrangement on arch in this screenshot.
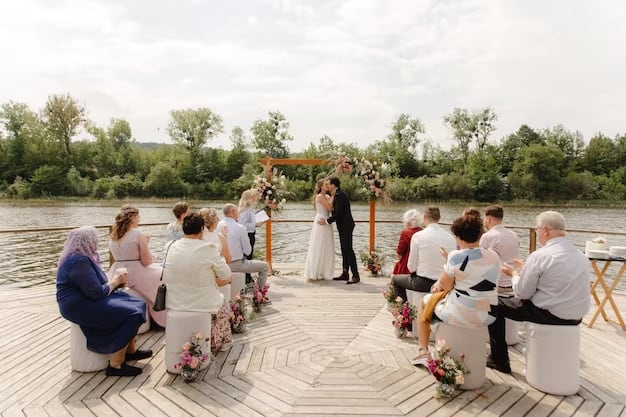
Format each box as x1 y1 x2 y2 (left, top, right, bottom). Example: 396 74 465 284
254 162 287 213
426 339 470 398
175 331 210 382
359 249 385 275
330 151 390 202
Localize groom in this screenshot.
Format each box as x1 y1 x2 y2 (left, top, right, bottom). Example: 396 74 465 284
319 176 360 284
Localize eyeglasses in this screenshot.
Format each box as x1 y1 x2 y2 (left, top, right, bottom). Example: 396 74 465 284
535 226 551 232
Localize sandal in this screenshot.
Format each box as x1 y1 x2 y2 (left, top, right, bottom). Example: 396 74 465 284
410 347 430 366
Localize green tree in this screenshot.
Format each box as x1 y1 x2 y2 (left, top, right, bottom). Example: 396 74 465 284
41 94 86 159
225 126 251 181
30 164 67 196
167 108 223 169
542 125 584 166
508 144 566 200
108 118 133 151
251 110 293 157
443 107 497 166
374 114 425 178
144 161 190 197
466 147 506 202
0 101 45 181
498 124 544 175
583 133 617 175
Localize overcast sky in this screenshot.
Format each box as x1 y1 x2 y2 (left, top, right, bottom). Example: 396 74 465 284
1 0 625 152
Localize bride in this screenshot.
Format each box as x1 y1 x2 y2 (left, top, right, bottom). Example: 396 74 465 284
303 178 335 281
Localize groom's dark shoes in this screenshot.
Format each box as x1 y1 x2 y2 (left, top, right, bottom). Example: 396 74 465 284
333 273 349 281
346 275 360 285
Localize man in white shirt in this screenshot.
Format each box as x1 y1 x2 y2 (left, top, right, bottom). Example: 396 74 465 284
218 203 270 295
487 211 591 374
392 206 456 301
480 205 520 293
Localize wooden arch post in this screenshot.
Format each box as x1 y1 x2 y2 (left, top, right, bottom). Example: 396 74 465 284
258 157 378 272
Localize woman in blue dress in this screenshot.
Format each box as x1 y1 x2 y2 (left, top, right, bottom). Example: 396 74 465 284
56 226 152 377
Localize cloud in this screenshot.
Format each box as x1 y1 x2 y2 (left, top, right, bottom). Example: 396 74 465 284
1 0 625 152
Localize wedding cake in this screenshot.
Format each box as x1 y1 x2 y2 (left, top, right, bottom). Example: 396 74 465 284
585 238 608 259
608 246 626 259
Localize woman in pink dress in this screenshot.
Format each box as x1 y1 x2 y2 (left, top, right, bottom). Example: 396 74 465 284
109 205 166 328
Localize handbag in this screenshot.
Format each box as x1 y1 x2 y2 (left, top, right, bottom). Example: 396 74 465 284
153 241 175 312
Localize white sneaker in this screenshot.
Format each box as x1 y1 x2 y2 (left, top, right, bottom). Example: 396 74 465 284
219 342 233 352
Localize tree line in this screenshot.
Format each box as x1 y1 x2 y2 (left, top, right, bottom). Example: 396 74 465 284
1 93 625 203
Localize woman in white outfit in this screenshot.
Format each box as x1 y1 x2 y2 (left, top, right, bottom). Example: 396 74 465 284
303 178 335 281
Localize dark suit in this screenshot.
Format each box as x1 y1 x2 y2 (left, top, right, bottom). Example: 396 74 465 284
327 188 359 278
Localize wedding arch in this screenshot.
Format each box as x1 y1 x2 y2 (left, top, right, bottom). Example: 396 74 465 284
258 156 381 272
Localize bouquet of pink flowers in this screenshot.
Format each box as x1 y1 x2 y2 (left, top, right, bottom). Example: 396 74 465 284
426 339 469 398
252 283 270 312
229 294 247 333
175 331 210 382
388 300 415 331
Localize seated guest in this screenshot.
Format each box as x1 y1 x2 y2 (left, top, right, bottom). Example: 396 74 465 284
165 213 231 314
165 201 190 242
390 209 422 279
413 214 500 364
479 205 519 294
393 206 456 301
109 205 166 327
199 207 232 262
56 226 151 377
487 211 591 374
218 203 270 300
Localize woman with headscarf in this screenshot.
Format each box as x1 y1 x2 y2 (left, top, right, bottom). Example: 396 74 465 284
56 226 152 377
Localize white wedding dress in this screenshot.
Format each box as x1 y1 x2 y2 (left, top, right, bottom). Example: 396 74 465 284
303 199 335 280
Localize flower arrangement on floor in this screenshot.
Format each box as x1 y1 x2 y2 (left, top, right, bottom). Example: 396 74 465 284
388 299 416 337
359 249 385 275
426 339 470 398
229 294 248 333
383 282 397 307
175 331 210 382
254 161 287 213
252 283 270 312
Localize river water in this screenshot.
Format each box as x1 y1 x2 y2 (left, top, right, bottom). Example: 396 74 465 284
1 200 625 289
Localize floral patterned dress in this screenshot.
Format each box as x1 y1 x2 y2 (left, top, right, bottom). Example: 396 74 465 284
211 302 232 352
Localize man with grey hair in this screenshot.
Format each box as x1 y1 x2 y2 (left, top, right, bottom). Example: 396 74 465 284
487 210 591 374
392 206 456 301
218 203 270 298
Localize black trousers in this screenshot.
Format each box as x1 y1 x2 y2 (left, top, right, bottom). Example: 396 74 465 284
245 232 256 283
337 224 359 278
488 297 581 367
391 274 437 302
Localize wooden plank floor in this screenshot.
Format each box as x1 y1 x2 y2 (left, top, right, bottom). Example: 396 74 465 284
1 263 625 417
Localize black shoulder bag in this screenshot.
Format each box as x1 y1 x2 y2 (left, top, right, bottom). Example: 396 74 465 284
153 241 175 311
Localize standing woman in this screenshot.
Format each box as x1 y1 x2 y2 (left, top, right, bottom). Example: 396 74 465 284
238 189 263 283
109 205 166 328
56 226 151 376
303 178 335 281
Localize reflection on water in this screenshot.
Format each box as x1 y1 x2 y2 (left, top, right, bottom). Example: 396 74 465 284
1 201 625 289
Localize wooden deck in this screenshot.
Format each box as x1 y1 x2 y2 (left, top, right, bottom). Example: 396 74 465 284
1 263 625 417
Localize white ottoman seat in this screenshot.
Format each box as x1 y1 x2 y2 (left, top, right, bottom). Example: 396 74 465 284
165 310 212 374
230 273 246 301
70 323 108 372
435 322 488 390
525 323 580 395
126 288 151 334
505 318 519 345
406 289 428 339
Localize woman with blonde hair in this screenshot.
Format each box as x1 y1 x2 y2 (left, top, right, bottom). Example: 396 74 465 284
109 204 166 328
238 189 265 283
303 178 335 281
